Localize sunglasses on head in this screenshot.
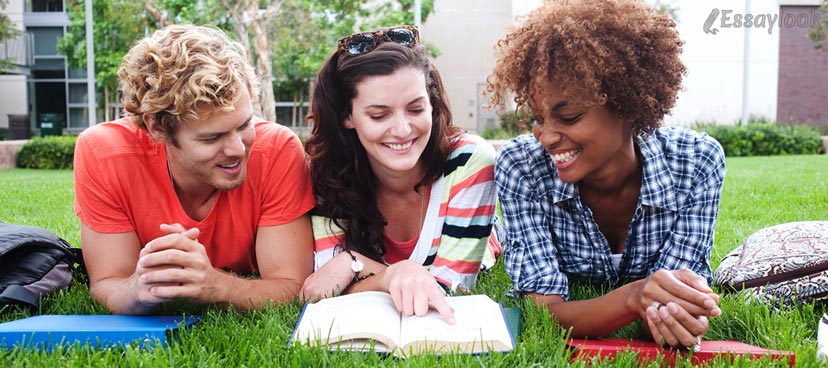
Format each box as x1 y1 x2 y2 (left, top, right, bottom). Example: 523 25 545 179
337 25 420 56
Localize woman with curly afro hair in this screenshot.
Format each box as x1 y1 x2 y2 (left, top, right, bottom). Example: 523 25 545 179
486 0 726 348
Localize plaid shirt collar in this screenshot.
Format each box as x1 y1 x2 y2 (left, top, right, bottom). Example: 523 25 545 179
528 135 680 211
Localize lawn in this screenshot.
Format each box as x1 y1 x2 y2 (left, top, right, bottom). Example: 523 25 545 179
0 154 826 367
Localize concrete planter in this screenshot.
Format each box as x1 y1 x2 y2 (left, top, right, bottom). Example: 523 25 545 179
0 140 28 170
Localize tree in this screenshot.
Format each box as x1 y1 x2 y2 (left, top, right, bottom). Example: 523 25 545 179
268 0 364 126
58 0 434 125
59 0 231 120
0 0 21 72
58 0 151 119
215 0 284 122
361 0 439 57
808 1 828 49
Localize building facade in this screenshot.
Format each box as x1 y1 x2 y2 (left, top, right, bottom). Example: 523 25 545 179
0 0 94 136
777 0 828 130
423 0 515 134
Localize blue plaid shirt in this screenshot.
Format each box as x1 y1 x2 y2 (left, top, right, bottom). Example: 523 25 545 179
495 127 725 300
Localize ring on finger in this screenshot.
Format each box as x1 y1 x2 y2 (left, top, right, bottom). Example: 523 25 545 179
651 301 663 310
686 336 702 352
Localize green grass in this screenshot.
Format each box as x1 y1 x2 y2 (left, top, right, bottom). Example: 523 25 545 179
0 155 826 367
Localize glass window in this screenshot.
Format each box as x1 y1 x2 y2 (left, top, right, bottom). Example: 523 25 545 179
68 68 87 79
32 27 64 56
31 0 64 12
32 58 65 72
68 107 88 130
68 83 87 104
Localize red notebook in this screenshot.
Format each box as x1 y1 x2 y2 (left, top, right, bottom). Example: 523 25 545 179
566 338 795 367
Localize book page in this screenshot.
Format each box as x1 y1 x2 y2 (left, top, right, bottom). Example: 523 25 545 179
398 294 514 355
292 291 402 352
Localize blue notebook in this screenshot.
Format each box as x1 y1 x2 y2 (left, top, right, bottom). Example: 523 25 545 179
0 315 200 350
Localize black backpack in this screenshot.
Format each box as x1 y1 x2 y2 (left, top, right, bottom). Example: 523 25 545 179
0 222 86 308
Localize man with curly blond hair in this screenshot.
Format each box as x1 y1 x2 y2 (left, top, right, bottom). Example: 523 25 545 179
487 0 726 348
73 25 315 314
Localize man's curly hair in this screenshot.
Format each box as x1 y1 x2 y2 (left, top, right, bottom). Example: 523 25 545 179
118 24 259 140
485 0 686 136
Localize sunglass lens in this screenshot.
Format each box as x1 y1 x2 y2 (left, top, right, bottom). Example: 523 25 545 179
386 28 415 46
346 34 376 55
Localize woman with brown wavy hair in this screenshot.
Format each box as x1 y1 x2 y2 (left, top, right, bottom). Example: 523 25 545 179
487 0 725 348
301 26 499 323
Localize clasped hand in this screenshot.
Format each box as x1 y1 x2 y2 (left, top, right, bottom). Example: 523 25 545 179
133 223 220 308
637 268 721 348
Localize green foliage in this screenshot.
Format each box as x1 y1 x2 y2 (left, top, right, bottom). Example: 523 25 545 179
268 0 365 104
808 0 828 49
58 0 231 105
0 155 827 365
499 108 533 132
0 0 20 71
57 0 426 113
15 136 78 170
481 109 532 139
359 0 441 58
695 121 823 157
0 127 8 141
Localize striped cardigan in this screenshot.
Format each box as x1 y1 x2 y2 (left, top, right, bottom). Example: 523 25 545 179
312 133 497 292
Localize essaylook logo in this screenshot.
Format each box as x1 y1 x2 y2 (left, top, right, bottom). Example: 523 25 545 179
703 8 823 35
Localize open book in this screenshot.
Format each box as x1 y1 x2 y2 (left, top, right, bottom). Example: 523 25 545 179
566 338 795 367
290 291 515 357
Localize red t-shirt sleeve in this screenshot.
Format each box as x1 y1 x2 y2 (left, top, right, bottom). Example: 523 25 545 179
256 126 315 227
73 130 136 233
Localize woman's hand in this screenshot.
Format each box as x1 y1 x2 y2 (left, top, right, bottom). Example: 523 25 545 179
300 251 354 301
633 268 720 348
646 301 708 348
383 260 455 324
633 268 721 319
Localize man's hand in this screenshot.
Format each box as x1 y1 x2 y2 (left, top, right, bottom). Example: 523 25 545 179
135 223 224 304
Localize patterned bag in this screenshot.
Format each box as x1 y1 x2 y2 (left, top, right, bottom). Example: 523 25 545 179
713 221 828 306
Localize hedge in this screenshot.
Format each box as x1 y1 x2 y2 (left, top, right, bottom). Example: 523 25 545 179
482 109 532 139
696 122 823 157
16 135 78 169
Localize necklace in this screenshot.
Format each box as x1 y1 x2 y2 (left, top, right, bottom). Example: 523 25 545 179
418 184 429 233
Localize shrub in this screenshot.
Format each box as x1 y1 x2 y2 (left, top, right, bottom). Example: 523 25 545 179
696 122 823 156
482 109 532 140
481 126 521 140
499 108 533 132
16 135 78 169
0 128 7 141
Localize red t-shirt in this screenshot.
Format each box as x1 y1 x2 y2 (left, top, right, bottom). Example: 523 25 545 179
73 118 315 274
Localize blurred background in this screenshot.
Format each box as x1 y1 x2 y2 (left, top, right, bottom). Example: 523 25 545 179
0 0 825 140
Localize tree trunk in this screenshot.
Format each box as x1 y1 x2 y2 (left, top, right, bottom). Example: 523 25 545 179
144 0 170 27
248 2 278 123
220 0 263 117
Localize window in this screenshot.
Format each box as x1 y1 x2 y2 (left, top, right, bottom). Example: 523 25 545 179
30 0 64 12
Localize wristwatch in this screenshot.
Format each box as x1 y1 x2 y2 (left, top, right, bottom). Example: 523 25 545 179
346 250 364 282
